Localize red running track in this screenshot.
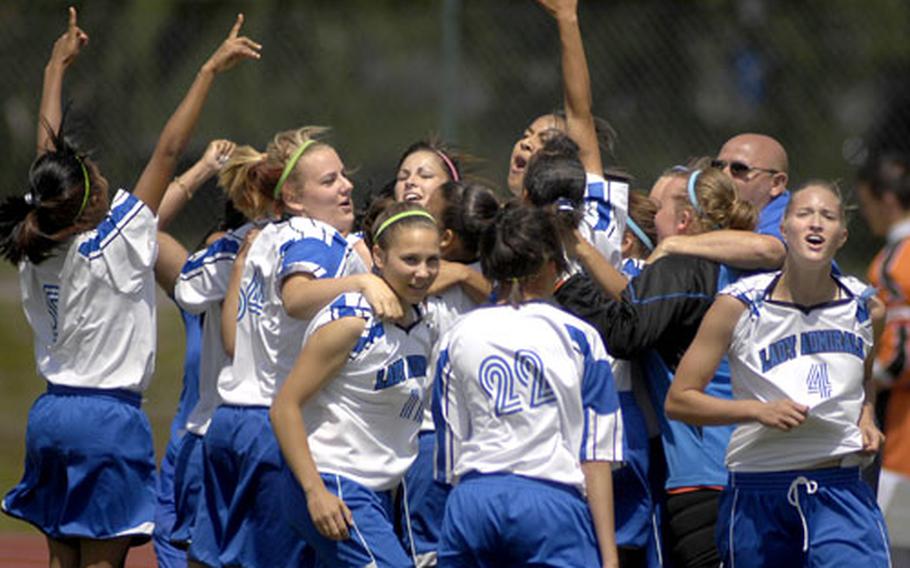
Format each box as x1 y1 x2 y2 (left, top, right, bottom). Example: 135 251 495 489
0 532 157 567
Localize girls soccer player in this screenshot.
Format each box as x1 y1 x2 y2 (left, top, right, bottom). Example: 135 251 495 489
666 182 891 567
0 9 258 567
508 0 629 270
433 204 622 568
188 126 397 568
271 202 441 567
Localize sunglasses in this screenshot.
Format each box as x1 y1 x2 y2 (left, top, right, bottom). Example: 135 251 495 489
710 159 779 179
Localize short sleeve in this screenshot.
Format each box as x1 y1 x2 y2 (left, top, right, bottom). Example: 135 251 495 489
566 322 623 463
278 234 349 282
175 234 241 313
77 189 157 293
579 173 629 269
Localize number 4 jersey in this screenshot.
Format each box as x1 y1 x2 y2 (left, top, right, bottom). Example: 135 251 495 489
721 271 876 472
432 301 623 494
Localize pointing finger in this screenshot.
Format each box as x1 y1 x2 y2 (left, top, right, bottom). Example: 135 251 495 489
229 13 244 39
68 6 77 30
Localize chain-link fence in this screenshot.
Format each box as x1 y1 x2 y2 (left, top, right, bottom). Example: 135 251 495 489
3 0 910 271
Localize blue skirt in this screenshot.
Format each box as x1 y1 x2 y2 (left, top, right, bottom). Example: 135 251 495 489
2 384 157 544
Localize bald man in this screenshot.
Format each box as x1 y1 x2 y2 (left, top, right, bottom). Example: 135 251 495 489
714 133 790 238
647 134 788 270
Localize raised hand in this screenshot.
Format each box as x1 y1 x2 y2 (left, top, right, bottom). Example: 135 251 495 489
50 6 89 69
536 0 578 18
202 14 262 75
202 139 237 172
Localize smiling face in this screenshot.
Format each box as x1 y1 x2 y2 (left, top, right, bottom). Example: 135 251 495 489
394 150 449 206
781 184 847 266
283 145 355 234
373 224 441 305
507 113 567 196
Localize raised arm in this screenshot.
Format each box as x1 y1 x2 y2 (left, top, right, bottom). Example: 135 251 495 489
270 316 365 541
158 139 235 229
537 0 602 176
133 15 260 214
38 7 88 156
665 295 808 428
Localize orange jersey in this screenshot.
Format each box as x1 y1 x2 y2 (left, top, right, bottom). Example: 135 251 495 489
870 220 910 475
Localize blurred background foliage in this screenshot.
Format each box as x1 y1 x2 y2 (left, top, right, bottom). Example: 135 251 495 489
1 0 909 530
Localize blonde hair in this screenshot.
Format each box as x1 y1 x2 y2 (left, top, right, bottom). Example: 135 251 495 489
218 126 331 218
664 165 757 233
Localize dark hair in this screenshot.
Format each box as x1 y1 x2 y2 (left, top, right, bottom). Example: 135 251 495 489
523 134 585 232
379 137 463 199
435 181 500 261
480 203 567 285
368 201 437 250
857 152 910 208
0 124 106 265
552 109 618 164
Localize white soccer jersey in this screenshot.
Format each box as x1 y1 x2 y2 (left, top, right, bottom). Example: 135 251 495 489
303 293 433 491
578 172 629 270
433 301 623 493
225 217 363 407
174 221 261 434
722 271 875 472
20 189 158 391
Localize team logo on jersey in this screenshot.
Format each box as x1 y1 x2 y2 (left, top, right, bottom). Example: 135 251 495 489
759 329 865 372
374 355 427 391
237 270 265 320
43 284 60 341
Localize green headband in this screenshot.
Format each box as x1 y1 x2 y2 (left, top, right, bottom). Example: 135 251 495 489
274 140 317 199
373 210 437 242
75 156 91 219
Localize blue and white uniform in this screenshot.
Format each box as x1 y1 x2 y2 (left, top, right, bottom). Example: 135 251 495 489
167 222 259 549
578 172 629 270
433 301 622 567
401 264 482 566
188 217 361 568
715 271 891 567
281 292 433 568
3 189 158 543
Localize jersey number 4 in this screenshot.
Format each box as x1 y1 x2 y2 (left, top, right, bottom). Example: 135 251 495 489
806 363 832 399
478 350 557 416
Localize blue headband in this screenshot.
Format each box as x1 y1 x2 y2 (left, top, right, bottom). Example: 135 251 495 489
626 217 654 252
687 169 702 214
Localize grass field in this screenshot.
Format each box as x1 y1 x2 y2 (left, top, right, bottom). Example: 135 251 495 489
0 262 186 533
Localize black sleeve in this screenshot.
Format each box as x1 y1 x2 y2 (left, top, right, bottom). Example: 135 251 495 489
555 254 719 367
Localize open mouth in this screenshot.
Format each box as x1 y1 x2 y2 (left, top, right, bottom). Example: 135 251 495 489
403 192 423 203
806 234 825 245
512 155 528 172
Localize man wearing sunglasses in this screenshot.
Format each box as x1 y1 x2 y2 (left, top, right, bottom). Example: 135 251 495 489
648 133 788 270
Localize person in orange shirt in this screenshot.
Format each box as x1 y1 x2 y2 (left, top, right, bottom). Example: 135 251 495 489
858 153 910 477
